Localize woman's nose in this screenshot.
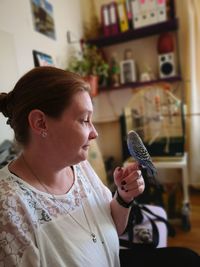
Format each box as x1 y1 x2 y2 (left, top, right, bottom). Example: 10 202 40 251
89 124 98 140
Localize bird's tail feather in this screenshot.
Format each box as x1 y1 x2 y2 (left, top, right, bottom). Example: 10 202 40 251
139 165 160 188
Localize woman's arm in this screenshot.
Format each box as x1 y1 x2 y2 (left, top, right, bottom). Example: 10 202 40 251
110 164 145 235
0 180 40 267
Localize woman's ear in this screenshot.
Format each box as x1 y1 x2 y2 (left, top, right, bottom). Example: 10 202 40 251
28 109 47 136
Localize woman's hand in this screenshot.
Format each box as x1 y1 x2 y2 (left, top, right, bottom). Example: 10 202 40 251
113 163 145 203
111 163 145 234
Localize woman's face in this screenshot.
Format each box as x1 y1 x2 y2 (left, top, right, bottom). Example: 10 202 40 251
46 91 98 165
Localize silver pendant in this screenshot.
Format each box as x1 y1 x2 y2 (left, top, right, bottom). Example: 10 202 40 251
91 233 97 243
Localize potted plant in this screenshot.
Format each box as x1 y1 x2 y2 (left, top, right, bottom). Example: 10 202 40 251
67 43 109 96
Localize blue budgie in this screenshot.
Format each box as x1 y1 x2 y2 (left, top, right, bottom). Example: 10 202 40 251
127 130 158 183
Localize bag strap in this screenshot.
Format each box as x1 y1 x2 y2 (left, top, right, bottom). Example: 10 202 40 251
139 204 176 237
120 203 143 248
145 214 160 247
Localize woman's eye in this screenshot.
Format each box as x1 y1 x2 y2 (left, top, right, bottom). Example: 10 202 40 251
81 119 90 124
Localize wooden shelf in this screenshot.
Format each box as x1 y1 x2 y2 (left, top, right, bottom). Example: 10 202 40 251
99 75 182 92
87 18 179 47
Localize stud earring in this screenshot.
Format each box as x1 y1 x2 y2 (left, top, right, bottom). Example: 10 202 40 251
41 131 47 138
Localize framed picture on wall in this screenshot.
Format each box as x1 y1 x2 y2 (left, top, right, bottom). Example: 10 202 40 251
32 50 54 67
120 59 136 84
30 0 56 40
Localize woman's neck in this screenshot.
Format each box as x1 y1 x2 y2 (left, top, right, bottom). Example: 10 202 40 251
9 153 75 195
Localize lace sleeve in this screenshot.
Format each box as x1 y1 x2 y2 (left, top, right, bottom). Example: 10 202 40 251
0 178 40 266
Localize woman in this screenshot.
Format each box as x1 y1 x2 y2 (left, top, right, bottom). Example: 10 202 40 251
0 67 144 266
1 67 200 267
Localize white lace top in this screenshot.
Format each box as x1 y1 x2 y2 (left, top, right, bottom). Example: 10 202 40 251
0 160 120 267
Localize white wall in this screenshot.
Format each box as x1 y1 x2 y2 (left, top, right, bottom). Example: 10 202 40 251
0 0 84 143
0 30 18 142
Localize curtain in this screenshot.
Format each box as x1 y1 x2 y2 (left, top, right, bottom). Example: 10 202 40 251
177 0 200 187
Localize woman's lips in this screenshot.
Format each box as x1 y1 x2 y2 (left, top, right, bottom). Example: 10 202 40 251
82 144 90 150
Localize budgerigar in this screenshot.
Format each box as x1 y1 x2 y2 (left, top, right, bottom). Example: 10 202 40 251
127 130 158 182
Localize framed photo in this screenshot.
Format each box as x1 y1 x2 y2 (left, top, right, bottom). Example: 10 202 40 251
30 0 56 40
32 50 54 67
120 59 136 84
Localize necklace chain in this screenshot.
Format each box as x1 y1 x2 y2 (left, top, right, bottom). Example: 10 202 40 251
21 154 97 243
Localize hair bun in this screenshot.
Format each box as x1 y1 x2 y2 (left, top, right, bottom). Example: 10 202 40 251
0 92 11 118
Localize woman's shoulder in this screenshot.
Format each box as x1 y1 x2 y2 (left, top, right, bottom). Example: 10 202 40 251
0 164 34 211
0 165 24 209
0 164 49 229
0 164 15 193
0 164 10 178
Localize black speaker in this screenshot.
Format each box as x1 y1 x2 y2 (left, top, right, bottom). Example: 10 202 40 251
158 52 176 78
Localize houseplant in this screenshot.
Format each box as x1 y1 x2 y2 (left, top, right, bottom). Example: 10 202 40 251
67 43 109 96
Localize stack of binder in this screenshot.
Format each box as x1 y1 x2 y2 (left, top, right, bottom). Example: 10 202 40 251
101 0 129 37
100 0 172 37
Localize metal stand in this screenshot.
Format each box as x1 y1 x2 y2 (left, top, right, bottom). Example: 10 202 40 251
153 153 191 231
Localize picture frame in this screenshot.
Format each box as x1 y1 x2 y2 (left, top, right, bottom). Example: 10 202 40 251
30 0 56 40
32 50 54 67
120 59 136 84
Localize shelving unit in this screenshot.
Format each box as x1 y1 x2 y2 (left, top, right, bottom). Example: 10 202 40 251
100 75 181 92
87 18 180 93
87 18 178 47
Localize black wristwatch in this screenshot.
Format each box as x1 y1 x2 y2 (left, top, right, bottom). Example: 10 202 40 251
115 190 134 208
